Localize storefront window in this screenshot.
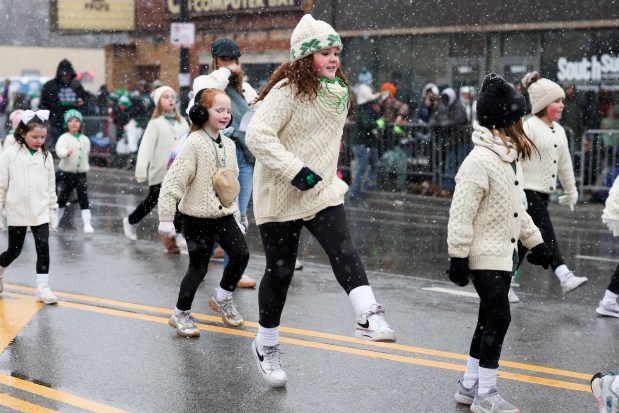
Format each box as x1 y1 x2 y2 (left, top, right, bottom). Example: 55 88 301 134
501 32 539 56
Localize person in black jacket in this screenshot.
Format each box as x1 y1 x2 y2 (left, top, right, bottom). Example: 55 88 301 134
40 59 87 147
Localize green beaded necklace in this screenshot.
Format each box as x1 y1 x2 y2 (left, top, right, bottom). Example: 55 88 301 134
318 76 350 114
203 128 227 167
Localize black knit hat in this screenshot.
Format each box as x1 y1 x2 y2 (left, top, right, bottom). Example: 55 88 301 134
477 73 526 129
211 38 241 58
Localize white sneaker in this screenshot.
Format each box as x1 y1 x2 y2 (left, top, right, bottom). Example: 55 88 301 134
507 287 520 303
294 259 303 271
591 372 619 413
561 272 588 294
251 338 287 388
596 299 619 318
168 311 200 337
35 286 58 305
83 224 94 234
122 217 137 241
355 303 396 342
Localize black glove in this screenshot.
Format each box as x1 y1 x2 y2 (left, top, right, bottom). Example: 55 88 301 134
447 257 471 287
526 243 553 269
291 167 322 191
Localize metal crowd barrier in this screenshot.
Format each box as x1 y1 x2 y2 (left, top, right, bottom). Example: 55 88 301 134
575 129 619 201
340 121 473 194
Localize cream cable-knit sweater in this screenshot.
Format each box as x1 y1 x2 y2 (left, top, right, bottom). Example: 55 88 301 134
522 116 577 195
0 144 58 226
158 129 239 222
448 146 543 271
246 80 349 225
56 132 91 173
135 116 189 186
602 177 619 236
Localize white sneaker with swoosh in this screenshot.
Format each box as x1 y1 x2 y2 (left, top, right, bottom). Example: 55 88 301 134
355 303 396 342
251 338 287 388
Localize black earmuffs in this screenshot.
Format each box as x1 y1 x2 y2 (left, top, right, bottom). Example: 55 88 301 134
188 89 233 128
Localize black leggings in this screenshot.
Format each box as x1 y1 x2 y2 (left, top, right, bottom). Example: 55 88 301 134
129 183 182 232
0 224 50 273
518 190 564 270
469 270 512 369
57 172 90 209
607 265 619 295
176 214 249 311
257 205 369 328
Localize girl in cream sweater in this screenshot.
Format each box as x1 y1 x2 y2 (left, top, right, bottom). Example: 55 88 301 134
517 71 587 298
246 14 395 389
55 109 93 233
123 86 189 253
448 74 552 412
0 110 59 304
158 88 249 339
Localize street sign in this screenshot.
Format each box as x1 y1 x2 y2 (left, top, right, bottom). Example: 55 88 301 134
170 22 195 48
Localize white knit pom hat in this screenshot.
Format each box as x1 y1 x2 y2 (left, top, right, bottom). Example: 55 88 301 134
523 72 565 115
151 86 175 107
290 14 343 61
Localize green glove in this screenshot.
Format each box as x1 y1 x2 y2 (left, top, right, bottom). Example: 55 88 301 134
393 125 404 136
376 118 386 129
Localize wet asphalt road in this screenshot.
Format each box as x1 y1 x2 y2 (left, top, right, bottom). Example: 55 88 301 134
0 166 616 412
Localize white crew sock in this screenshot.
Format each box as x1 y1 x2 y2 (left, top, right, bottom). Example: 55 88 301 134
462 356 480 388
613 376 619 396
554 264 571 282
215 286 233 302
56 207 65 225
0 266 6 277
174 307 186 316
478 367 498 395
36 273 49 290
257 326 279 347
603 289 619 303
348 285 377 318
81 209 92 225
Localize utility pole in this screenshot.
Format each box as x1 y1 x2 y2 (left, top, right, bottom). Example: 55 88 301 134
179 0 190 114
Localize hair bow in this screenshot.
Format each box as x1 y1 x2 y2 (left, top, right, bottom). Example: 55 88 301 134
21 110 50 124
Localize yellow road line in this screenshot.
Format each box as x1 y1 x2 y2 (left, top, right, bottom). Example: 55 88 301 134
52 297 591 393
2 286 593 392
0 295 43 353
0 374 129 413
0 394 56 413
2 284 593 381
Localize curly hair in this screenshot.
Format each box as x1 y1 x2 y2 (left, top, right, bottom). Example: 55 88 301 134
257 55 355 113
14 116 50 160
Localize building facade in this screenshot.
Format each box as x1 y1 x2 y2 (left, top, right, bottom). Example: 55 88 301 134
106 0 619 126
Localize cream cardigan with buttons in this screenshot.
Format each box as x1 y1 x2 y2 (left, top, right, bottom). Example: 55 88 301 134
0 144 58 226
448 145 543 271
521 116 577 195
55 132 91 173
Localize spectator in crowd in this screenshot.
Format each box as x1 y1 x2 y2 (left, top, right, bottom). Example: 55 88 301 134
353 69 379 106
418 82 440 123
40 59 87 147
459 86 476 124
379 82 401 123
560 84 585 149
430 87 467 127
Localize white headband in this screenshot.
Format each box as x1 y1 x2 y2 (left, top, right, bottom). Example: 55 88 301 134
21 110 50 124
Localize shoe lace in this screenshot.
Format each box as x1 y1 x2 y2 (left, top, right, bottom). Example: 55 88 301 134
264 345 283 370
179 312 196 326
220 298 238 317
363 304 388 329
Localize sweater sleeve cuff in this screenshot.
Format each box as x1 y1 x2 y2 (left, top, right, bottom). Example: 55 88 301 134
521 232 544 250
159 213 175 222
281 158 305 182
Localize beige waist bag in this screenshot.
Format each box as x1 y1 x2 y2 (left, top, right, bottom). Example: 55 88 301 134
212 167 240 208
202 129 240 208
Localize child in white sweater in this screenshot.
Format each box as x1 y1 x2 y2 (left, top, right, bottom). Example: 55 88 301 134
448 74 552 412
123 86 189 253
246 14 395 389
598 176 619 317
55 109 94 233
158 88 248 338
516 71 588 299
0 110 59 304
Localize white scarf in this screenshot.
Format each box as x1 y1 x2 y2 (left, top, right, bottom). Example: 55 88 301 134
471 121 518 163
